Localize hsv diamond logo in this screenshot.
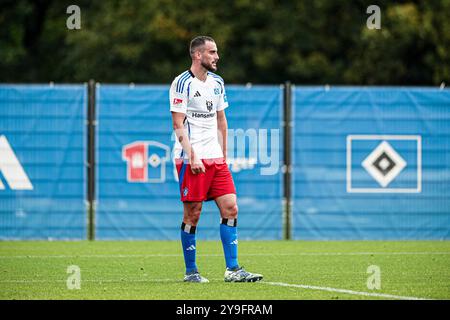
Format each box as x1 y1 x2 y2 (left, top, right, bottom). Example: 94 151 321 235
347 135 421 193
362 141 407 188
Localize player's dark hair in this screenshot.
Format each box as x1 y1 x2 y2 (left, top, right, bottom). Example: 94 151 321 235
189 36 215 55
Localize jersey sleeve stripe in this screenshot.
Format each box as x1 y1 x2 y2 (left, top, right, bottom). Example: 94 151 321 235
176 71 188 89
176 71 190 93
179 76 192 94
208 72 224 83
214 80 224 93
187 82 192 97
176 73 189 93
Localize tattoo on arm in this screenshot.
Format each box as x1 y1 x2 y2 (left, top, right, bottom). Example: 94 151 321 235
178 136 183 143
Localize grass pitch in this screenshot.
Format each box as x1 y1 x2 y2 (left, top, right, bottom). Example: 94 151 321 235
0 241 449 300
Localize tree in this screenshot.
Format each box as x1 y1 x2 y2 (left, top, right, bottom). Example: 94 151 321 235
0 0 448 85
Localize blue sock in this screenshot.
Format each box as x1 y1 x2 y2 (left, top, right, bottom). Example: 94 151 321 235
180 222 197 274
220 218 239 270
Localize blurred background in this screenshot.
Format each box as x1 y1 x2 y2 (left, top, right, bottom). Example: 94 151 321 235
0 0 449 241
0 0 448 85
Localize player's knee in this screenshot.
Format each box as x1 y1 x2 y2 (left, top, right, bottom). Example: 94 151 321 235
185 212 200 225
186 204 202 225
188 215 200 225
225 203 238 219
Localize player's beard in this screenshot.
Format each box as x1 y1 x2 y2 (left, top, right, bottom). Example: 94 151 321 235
201 60 217 72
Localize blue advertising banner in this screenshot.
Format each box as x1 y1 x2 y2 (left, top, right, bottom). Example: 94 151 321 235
292 87 450 240
3 84 447 241
96 85 176 239
215 85 284 240
96 84 283 240
0 85 86 239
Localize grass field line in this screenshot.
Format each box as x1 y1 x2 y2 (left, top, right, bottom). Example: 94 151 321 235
261 281 431 300
0 251 449 258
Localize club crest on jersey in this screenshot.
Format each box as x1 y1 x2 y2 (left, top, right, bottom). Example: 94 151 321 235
214 88 221 95
206 100 213 112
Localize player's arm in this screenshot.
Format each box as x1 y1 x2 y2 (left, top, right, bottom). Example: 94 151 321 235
170 76 204 174
171 111 205 174
216 78 229 162
217 110 228 162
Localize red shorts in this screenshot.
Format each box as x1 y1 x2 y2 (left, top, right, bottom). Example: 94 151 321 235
175 157 236 202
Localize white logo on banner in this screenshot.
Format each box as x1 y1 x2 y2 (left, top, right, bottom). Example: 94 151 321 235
0 135 33 190
346 135 422 193
362 141 407 188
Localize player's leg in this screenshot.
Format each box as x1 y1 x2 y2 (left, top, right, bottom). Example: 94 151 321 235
215 193 239 269
181 201 208 282
206 159 239 272
215 194 263 282
181 201 202 273
176 159 211 283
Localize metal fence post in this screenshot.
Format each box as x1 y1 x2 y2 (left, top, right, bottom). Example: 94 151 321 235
283 81 292 240
87 79 96 240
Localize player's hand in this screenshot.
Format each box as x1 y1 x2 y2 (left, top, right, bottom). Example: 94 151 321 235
190 155 205 174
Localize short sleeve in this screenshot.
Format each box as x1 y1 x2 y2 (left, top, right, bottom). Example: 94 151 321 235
217 83 229 112
169 78 188 114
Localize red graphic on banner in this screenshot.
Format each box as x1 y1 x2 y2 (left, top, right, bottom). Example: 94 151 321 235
122 142 148 182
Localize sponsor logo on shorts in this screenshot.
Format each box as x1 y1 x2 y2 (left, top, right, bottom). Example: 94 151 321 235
183 187 189 196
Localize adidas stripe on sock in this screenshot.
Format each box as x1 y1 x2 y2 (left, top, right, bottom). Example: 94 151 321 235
220 218 239 270
181 222 197 273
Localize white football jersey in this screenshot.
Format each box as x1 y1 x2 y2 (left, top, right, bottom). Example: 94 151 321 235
170 70 229 160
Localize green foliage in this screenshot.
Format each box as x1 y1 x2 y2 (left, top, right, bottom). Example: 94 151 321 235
0 0 448 84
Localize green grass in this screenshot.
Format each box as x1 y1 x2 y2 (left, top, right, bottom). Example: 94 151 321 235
0 241 449 300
